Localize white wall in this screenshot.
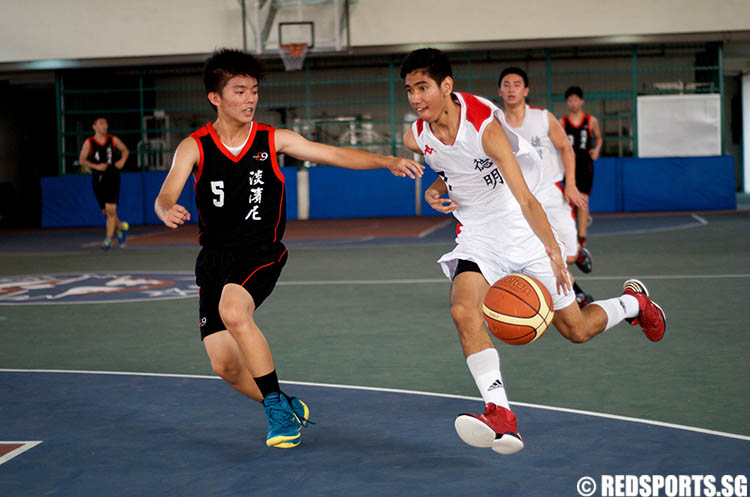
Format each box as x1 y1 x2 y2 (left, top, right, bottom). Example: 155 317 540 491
0 0 242 62
2 0 749 63
349 0 750 47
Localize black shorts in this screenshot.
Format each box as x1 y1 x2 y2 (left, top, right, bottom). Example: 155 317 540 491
453 259 482 279
196 244 288 340
92 172 120 209
574 153 594 195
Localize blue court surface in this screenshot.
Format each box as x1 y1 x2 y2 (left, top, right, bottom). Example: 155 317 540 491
1 370 747 497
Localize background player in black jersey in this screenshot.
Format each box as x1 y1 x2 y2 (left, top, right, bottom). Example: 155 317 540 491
561 86 602 261
154 48 424 449
79 116 130 249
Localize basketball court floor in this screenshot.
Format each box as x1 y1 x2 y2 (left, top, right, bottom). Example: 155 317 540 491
1 212 749 496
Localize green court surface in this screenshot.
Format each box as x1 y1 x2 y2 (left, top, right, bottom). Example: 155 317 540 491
1 213 749 437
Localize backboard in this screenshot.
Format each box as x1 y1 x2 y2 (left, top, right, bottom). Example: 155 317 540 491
241 0 350 55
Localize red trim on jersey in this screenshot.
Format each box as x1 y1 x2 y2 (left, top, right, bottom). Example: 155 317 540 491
529 105 545 111
190 126 210 187
416 119 424 136
264 125 286 243
460 93 492 132
206 121 257 162
564 114 590 129
264 125 284 183
240 248 288 286
90 134 112 147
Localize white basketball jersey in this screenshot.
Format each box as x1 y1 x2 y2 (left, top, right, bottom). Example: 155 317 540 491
412 92 542 234
509 105 564 185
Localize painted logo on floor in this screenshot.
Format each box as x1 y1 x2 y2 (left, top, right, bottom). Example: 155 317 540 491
0 273 198 305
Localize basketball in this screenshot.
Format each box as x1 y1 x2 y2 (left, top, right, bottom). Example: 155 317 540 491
482 273 554 345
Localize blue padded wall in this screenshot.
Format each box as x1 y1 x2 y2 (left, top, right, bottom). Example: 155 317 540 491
308 167 416 219
621 156 736 211
39 157 737 227
42 167 298 228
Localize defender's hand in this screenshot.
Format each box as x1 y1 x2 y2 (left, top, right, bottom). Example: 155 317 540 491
164 204 191 229
387 158 424 179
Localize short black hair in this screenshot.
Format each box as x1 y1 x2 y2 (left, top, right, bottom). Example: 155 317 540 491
498 67 528 88
399 48 452 85
91 116 107 126
565 86 584 99
202 48 265 96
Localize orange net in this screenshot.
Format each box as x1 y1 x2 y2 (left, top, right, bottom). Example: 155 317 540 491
279 43 309 71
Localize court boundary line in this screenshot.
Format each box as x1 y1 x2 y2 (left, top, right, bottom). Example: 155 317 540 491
2 273 749 305
0 441 43 466
2 369 748 442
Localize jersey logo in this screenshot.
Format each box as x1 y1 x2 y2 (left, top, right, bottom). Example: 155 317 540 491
253 152 269 161
473 158 494 171
424 145 435 155
246 170 265 221
483 168 504 189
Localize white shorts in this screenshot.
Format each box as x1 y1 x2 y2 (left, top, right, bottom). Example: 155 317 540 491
438 219 575 311
536 183 577 259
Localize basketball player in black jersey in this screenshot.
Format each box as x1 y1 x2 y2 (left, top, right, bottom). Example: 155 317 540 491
561 86 602 269
155 48 424 449
79 117 130 249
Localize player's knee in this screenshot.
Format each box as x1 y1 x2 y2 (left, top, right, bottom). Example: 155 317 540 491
450 302 482 330
558 323 589 344
218 302 248 330
210 356 242 382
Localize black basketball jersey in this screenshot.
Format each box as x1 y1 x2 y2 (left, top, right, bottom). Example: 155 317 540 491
191 122 286 249
87 135 117 178
561 114 593 157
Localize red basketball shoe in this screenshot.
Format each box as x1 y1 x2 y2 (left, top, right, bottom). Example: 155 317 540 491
454 403 524 455
622 279 666 342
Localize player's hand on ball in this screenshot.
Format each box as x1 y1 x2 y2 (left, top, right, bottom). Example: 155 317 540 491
165 204 190 229
425 188 456 213
387 158 424 179
546 246 571 295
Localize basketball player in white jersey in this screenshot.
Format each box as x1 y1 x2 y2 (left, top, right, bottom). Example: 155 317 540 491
401 48 666 455
498 66 594 306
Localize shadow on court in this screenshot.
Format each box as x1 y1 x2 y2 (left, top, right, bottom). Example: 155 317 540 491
1 371 747 497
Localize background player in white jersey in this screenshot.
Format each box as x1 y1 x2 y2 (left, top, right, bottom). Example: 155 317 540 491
401 48 666 455
498 66 594 306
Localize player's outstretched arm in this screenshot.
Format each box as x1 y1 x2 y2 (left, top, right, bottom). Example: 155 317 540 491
548 112 587 208
275 128 424 179
482 120 570 295
154 137 196 229
113 136 130 169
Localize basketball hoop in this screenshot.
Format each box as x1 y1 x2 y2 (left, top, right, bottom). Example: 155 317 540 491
279 43 309 71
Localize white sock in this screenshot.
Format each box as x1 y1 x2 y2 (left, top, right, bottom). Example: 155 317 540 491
592 295 640 331
466 348 510 409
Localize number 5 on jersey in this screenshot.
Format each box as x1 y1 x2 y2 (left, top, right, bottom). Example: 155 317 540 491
211 181 225 207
